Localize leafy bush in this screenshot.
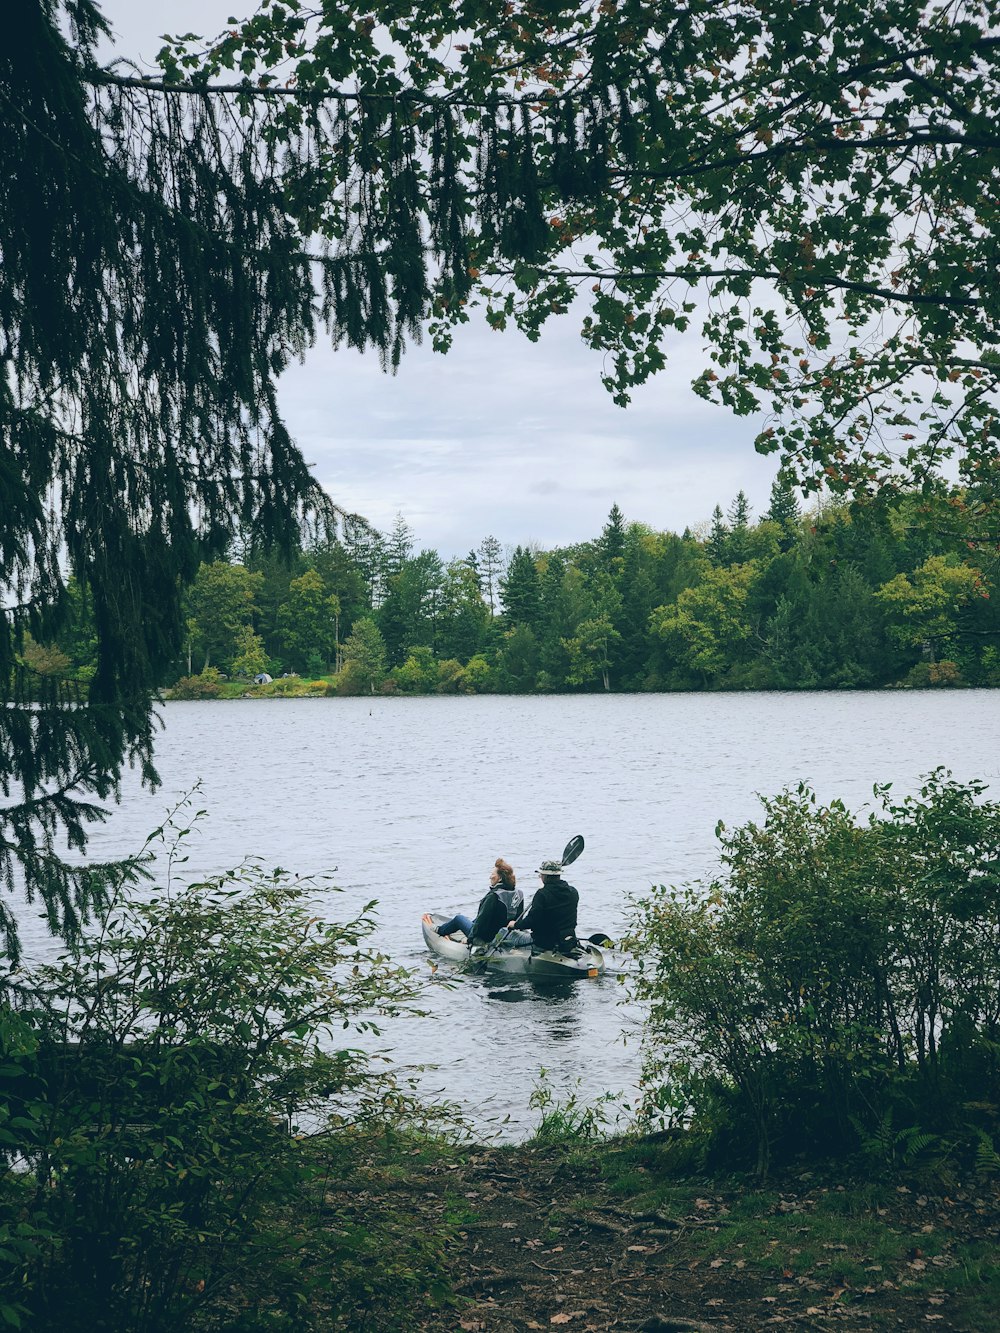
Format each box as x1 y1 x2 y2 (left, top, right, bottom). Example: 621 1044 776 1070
626 771 1000 1176
0 851 441 1329
169 668 222 699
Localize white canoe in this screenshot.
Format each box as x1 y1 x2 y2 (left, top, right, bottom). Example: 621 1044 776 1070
421 913 604 979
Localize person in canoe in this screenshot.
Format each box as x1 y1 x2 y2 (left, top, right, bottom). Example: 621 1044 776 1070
427 858 524 947
510 858 581 956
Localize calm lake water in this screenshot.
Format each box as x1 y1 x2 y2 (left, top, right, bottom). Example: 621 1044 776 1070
20 691 1000 1137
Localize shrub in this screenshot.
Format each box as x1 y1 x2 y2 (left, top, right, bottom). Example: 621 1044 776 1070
169 668 222 699
905 659 963 687
0 850 435 1329
626 771 1000 1176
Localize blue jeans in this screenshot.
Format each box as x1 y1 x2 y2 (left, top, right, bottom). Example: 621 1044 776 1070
437 913 473 939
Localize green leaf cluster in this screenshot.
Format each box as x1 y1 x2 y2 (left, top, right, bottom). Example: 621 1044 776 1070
626 771 1000 1177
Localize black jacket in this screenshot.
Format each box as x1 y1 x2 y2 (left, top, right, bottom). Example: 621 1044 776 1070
470 884 523 944
519 877 579 952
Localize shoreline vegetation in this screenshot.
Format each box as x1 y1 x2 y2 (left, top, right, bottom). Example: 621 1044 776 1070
4 775 1000 1329
23 488 1000 704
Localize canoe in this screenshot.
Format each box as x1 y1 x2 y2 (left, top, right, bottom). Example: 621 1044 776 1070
421 913 604 979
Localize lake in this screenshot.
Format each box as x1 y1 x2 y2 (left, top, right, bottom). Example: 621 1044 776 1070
19 690 1000 1137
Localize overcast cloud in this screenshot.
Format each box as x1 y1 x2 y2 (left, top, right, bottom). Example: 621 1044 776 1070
98 0 783 558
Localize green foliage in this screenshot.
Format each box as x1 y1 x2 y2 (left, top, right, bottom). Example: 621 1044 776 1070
626 772 1000 1176
0 839 433 1330
338 617 388 695
185 563 264 674
29 489 1000 707
528 1072 622 1145
1 4 350 940
229 624 269 680
392 645 438 693
170 667 223 700
276 568 339 672
169 0 1000 495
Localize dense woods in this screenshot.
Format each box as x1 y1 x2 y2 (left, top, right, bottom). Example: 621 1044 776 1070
41 482 992 698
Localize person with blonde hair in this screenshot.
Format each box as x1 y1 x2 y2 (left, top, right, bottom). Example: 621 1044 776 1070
426 858 523 946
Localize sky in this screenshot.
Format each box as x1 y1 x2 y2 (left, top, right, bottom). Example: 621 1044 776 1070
97 0 784 559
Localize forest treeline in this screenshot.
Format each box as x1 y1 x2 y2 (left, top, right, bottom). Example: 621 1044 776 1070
30 479 1000 696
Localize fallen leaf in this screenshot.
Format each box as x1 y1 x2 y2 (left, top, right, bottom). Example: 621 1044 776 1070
710 1258 725 1268
549 1315 573 1326
695 1198 711 1210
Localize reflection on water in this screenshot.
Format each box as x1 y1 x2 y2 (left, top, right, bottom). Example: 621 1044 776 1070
19 690 999 1139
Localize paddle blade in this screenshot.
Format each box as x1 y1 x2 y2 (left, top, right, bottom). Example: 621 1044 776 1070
561 834 585 867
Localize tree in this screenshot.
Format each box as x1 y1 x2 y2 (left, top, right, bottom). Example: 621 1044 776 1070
563 614 621 691
339 617 387 695
0 1 347 950
276 568 340 672
377 550 445 665
500 546 542 630
382 514 415 581
766 474 802 536
654 563 759 686
164 1 1000 514
230 624 269 679
495 624 541 692
476 536 505 618
597 504 627 570
726 491 752 565
706 506 729 566
437 559 488 662
876 555 988 664
185 563 263 673
614 525 658 688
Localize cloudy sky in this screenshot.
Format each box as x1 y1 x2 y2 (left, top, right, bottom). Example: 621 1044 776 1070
98 1 783 559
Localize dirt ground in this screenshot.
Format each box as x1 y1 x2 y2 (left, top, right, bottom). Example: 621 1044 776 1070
405 1145 1000 1332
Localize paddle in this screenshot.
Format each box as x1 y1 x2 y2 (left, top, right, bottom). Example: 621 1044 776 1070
468 835 586 972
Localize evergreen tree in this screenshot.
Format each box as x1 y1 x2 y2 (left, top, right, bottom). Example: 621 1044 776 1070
615 526 657 688
727 491 753 564
500 546 542 629
437 560 489 662
707 506 730 565
377 551 445 665
477 536 505 618
766 474 802 532
383 514 415 580
342 524 386 609
597 504 627 569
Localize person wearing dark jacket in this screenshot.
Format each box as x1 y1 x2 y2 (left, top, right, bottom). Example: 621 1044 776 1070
514 859 580 954
428 858 523 946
